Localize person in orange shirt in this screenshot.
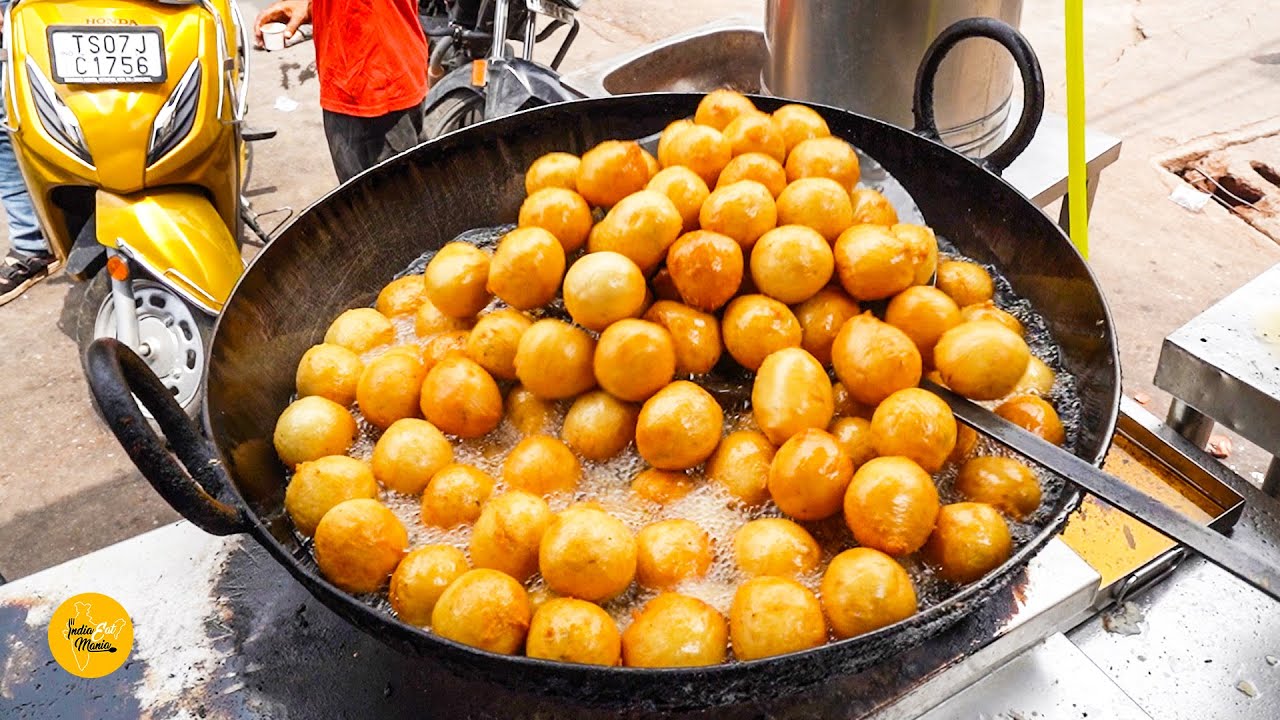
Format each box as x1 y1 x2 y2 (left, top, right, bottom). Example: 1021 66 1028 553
254 0 430 182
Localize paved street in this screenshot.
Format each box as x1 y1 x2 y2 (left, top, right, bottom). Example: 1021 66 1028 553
0 0 1277 579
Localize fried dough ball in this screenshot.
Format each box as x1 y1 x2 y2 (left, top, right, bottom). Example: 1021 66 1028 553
750 225 834 304
770 103 831 154
356 351 425 428
885 286 962 363
487 227 566 311
644 301 723 375
949 424 980 464
793 286 860 366
274 396 357 468
514 319 598 399
721 294 802 371
414 297 474 338
285 456 378 536
622 593 728 668
869 388 958 473
506 385 557 435
769 428 854 520
699 180 778 251
753 348 834 446
324 308 394 353
833 224 914 301
723 112 786 163
774 177 854 244
421 330 471 374
730 576 826 660
636 519 713 590
432 568 532 654
933 321 1031 401
829 416 878 470
577 140 651 208
786 136 860 189
635 381 724 470
296 343 363 406
821 548 917 639
470 491 553 582
960 301 1023 336
666 230 744 312
594 319 677 402
631 468 697 505
831 313 923 406
647 166 710 232
527 598 622 666
642 148 661 178
1014 356 1057 396
893 223 939 286
848 188 899 226
995 395 1066 445
525 151 581 195
843 456 940 556
562 252 647 331
587 190 683 273
389 545 469 626
420 464 495 527
936 260 994 307
518 187 593 254
420 355 503 438
831 381 874 419
706 430 775 506
375 275 426 317
695 89 759 131
717 152 787 197
540 508 637 602
504 435 582 496
659 123 733 186
464 308 532 381
657 119 695 160
733 518 821 578
955 457 1042 520
423 242 492 318
371 417 453 494
925 502 1013 584
314 498 407 593
562 391 639 461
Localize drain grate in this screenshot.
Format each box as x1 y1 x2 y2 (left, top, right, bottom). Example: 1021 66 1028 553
1160 129 1280 243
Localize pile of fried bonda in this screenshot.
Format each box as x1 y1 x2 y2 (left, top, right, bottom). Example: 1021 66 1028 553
271 90 1067 668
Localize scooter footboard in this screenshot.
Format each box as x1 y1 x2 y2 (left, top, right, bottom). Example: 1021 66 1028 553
95 189 243 314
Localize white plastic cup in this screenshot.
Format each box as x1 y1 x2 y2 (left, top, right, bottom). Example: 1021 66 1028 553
262 22 287 52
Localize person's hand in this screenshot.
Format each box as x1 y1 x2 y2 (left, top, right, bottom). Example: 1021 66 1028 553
253 0 311 48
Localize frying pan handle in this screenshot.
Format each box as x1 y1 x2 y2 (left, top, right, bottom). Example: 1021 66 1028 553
85 338 249 537
911 16 1045 175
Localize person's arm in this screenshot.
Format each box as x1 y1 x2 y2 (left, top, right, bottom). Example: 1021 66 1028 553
253 0 312 47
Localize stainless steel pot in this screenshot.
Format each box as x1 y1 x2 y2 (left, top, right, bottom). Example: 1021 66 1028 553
764 0 1023 156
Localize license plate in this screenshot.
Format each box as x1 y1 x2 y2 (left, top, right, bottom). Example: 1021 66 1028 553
48 27 167 84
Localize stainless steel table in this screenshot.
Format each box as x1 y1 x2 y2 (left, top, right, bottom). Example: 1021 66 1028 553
1155 263 1280 494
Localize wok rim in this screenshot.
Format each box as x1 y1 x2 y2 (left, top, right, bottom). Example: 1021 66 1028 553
203 92 1120 693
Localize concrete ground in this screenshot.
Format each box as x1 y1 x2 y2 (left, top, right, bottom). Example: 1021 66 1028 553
0 0 1277 580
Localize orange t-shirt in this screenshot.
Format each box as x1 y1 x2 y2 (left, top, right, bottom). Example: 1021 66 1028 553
311 0 430 117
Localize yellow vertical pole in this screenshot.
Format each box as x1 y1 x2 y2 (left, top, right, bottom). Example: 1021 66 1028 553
1065 0 1089 258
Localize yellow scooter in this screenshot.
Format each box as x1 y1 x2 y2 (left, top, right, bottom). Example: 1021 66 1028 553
4 0 270 417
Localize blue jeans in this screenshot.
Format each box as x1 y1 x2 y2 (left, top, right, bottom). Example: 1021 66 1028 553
0 0 48 258
0 127 47 256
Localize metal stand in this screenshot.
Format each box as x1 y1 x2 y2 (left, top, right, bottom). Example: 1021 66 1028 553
1164 398 1214 449
1264 457 1280 497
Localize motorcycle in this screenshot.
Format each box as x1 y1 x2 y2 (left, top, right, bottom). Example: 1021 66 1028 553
420 0 585 138
3 0 272 419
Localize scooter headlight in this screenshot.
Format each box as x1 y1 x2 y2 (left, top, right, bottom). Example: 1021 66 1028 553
25 58 91 165
147 60 202 166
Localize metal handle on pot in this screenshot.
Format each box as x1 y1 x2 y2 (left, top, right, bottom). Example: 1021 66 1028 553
911 16 1045 175
85 338 249 536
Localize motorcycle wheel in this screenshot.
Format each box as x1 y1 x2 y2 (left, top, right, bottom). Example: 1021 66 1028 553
422 90 486 140
76 271 214 422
